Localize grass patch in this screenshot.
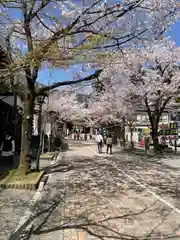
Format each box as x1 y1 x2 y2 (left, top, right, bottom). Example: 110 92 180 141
0 169 44 190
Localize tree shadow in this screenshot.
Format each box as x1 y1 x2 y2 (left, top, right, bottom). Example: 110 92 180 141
0 166 10 180
9 153 180 239
0 155 19 181
0 188 34 239
106 152 180 204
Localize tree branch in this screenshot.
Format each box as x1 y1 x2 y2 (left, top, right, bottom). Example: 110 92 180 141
144 97 153 126
37 69 103 94
29 0 51 20
159 96 172 115
35 13 56 34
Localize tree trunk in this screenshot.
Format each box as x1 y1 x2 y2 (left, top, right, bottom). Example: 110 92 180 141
19 94 34 175
151 122 160 152
130 129 134 148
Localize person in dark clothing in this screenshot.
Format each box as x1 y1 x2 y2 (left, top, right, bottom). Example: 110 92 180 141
54 133 63 151
106 134 113 154
0 134 15 166
77 131 80 140
160 136 167 152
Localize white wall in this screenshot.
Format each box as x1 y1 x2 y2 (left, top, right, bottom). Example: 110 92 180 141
0 95 23 107
125 112 170 143
33 114 38 135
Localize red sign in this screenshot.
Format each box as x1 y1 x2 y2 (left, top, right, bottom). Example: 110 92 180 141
160 123 169 129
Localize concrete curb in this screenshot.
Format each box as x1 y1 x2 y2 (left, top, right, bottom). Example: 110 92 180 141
40 152 57 161
8 151 60 240
0 171 44 190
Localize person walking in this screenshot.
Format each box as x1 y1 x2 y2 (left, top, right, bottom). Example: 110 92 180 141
106 134 113 154
0 133 15 167
96 132 103 154
160 136 167 152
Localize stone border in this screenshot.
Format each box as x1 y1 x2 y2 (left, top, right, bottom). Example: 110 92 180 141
0 149 61 190
40 152 56 161
0 170 44 190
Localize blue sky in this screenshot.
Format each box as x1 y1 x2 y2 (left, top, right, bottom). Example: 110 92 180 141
39 21 180 86
37 64 94 86
165 21 180 46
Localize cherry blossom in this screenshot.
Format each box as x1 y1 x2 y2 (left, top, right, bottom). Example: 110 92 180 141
87 85 132 127
0 0 179 71
47 88 88 123
97 39 180 150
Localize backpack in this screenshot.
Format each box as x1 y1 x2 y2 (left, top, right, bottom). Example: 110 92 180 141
107 137 112 145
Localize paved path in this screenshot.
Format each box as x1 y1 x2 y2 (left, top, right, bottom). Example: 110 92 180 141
0 189 35 240
161 155 180 168
25 141 180 239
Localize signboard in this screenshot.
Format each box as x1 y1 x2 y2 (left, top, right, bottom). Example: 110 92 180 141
159 123 169 129
159 129 178 136
176 97 180 103
158 122 178 136
143 127 150 136
170 122 177 130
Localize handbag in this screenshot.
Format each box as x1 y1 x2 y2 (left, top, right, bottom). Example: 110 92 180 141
100 140 104 147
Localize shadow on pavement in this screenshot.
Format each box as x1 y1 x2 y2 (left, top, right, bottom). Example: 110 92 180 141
13 152 180 239
0 154 19 181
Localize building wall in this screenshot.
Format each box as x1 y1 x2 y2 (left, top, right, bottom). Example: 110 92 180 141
0 95 23 107
125 112 171 143
107 126 124 139
0 99 22 152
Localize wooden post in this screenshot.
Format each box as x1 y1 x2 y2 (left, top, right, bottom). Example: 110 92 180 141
175 139 177 154
144 136 150 155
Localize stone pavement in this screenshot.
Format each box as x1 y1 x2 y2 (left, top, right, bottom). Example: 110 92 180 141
23 140 180 239
0 189 35 240
29 141 97 240
161 155 180 168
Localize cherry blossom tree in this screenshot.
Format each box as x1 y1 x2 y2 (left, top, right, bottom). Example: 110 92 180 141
47 88 88 124
98 40 180 151
87 83 130 126
88 80 137 148
0 0 179 173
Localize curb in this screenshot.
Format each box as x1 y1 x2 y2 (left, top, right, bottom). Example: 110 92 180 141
0 171 44 190
40 152 56 161
8 151 60 240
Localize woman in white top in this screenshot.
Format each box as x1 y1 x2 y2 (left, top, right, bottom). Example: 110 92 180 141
96 132 103 154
